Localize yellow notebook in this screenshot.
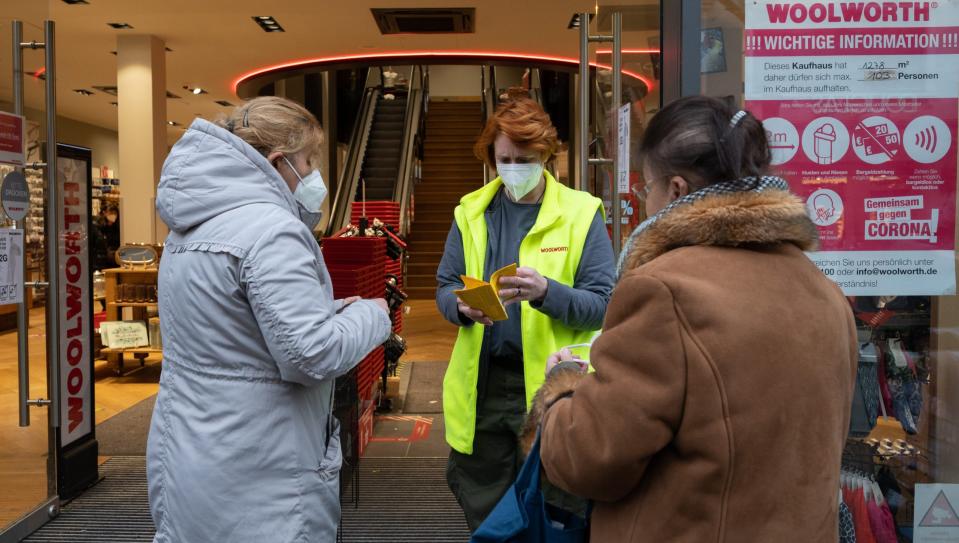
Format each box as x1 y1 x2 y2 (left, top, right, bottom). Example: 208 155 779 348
453 263 517 322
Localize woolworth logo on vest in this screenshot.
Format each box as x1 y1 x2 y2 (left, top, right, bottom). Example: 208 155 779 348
540 246 569 253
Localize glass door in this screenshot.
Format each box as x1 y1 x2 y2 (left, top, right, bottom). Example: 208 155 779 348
577 2 662 254
0 2 59 541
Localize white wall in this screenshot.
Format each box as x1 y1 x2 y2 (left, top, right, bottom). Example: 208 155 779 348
428 65 481 98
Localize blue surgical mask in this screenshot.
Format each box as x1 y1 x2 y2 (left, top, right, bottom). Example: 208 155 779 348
283 155 328 213
496 162 544 201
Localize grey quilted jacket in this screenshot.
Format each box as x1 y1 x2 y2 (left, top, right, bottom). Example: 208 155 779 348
147 118 391 542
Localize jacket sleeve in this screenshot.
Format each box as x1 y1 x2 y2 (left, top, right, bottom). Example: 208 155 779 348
435 221 473 326
531 211 615 331
241 223 392 385
538 273 687 502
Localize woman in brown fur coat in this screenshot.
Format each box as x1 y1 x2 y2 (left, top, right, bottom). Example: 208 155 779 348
523 96 858 542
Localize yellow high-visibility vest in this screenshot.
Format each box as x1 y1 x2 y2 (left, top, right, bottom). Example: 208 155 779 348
444 171 604 454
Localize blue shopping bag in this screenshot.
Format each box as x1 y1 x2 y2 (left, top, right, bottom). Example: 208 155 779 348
470 431 590 543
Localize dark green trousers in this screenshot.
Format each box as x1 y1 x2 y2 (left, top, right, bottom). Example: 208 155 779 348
446 363 587 531
446 363 526 531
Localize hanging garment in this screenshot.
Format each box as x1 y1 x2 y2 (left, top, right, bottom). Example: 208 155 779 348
867 498 897 543
904 372 923 423
851 488 879 543
839 500 857 543
852 343 881 432
887 376 918 434
880 501 898 541
876 345 895 416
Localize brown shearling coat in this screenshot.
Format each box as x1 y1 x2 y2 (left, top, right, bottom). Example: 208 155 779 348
529 189 858 542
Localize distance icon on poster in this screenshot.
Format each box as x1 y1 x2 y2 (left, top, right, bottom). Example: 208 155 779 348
802 117 850 165
853 116 901 164
762 117 799 165
806 188 844 227
903 115 952 164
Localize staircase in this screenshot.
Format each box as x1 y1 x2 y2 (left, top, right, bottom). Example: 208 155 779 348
358 95 408 201
406 100 485 299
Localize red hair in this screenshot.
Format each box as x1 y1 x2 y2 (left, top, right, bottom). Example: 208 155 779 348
473 88 560 168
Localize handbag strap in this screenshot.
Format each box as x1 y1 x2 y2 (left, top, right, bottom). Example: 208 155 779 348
517 429 543 493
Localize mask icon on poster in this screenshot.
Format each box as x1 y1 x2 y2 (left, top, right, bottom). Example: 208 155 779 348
807 188 844 227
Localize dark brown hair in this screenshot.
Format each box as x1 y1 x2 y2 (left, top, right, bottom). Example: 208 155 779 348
639 95 770 189
473 88 560 168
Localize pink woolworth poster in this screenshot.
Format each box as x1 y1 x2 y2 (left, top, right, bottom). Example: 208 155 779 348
745 1 959 295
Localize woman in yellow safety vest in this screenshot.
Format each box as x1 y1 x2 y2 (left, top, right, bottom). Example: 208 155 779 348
434 89 616 530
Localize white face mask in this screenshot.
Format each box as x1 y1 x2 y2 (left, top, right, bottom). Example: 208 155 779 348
283 155 328 213
496 162 544 201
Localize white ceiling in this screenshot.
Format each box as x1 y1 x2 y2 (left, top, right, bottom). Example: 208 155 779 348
1 0 662 141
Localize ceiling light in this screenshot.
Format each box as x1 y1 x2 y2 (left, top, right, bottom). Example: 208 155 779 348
183 85 208 95
73 89 94 96
192 87 203 95
567 13 594 29
252 16 285 32
110 101 117 106
107 22 134 29
167 121 180 126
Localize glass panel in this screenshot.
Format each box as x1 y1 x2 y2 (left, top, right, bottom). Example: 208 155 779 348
592 2 662 250
705 1 959 540
0 0 56 533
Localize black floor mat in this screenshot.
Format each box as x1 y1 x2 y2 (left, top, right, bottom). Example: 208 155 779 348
96 394 156 456
403 361 448 414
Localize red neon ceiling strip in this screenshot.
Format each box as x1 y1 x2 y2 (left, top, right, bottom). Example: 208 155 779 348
595 48 660 54
33 66 46 78
232 50 656 95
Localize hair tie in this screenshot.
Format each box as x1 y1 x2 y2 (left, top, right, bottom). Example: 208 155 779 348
729 110 747 128
242 108 250 128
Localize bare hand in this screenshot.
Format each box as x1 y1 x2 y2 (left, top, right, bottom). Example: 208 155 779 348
545 348 588 377
370 298 390 314
498 267 549 306
457 297 494 326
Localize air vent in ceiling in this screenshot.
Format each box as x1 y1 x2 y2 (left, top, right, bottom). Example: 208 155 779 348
371 8 475 34
93 85 117 96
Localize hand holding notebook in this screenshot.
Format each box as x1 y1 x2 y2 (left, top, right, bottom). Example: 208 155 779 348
454 263 517 323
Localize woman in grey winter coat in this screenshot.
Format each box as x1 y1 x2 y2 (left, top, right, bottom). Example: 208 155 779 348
147 97 391 542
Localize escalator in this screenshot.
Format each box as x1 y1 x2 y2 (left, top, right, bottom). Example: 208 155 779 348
328 66 428 238
357 95 408 201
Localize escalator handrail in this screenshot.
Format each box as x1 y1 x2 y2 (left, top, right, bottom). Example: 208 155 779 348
394 65 428 237
327 79 380 236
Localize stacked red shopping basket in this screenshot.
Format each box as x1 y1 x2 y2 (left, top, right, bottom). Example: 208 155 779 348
351 201 404 286
322 236 387 404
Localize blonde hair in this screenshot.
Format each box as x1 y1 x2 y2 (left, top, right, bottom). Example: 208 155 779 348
216 96 323 166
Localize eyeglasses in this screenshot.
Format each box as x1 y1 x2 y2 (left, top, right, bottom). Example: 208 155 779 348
631 180 656 201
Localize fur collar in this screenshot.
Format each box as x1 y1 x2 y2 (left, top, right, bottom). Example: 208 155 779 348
624 189 819 271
